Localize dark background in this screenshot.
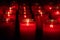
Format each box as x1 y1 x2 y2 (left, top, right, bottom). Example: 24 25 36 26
0 0 60 5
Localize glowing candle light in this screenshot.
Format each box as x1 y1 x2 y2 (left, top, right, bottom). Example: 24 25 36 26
20 19 36 40
9 7 12 12
38 10 43 16
19 4 30 15
3 6 16 29
9 7 12 10
44 5 53 11
49 7 52 10
5 18 10 23
43 19 56 33
25 19 29 26
5 7 13 23
24 14 27 18
19 4 32 22
53 11 60 15
50 24 53 28
7 12 11 16
51 10 60 19
43 19 60 40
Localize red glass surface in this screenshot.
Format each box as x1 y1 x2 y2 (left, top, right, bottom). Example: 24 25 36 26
20 19 36 40
43 19 60 37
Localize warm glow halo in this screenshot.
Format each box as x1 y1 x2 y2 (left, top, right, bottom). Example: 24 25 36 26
50 19 54 22
38 10 43 16
50 24 54 28
9 7 12 10
22 18 34 22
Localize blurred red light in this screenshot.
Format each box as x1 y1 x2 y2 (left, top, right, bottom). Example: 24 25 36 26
49 7 52 10
32 4 41 15
54 11 60 15
24 15 26 18
43 19 60 33
51 10 60 19
44 5 53 11
20 19 36 40
50 24 53 28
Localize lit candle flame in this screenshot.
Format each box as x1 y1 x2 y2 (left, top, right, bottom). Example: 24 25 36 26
9 7 12 10
7 12 11 16
49 7 52 10
9 7 12 12
38 10 43 16
5 7 12 23
50 24 53 28
50 19 54 28
23 19 33 22
56 11 60 15
24 15 26 18
26 19 29 26
7 7 12 17
6 18 10 23
50 19 54 22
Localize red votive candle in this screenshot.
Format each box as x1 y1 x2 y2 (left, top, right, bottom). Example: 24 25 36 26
43 19 60 40
20 19 36 40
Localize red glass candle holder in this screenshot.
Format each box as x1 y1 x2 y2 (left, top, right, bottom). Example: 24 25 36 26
43 19 60 39
20 19 36 40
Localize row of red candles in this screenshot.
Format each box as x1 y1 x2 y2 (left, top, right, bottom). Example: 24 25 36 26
0 3 60 39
